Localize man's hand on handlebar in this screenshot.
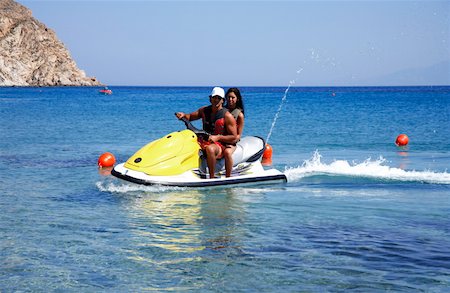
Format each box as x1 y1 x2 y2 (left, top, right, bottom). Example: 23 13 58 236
175 112 185 119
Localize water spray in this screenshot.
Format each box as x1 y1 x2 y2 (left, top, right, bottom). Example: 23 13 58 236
265 68 303 145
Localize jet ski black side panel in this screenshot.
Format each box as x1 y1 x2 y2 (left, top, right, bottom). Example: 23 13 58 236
111 167 287 188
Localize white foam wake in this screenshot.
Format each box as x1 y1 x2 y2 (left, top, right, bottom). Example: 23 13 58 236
96 181 186 193
284 150 450 185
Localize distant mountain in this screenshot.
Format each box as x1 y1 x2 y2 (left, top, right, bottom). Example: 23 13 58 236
0 0 101 86
373 60 450 86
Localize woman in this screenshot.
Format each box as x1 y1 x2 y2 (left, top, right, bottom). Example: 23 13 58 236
223 87 245 177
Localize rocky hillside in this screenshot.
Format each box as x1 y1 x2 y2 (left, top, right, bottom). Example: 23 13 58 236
0 0 101 86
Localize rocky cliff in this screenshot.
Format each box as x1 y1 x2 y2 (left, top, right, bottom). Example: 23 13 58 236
0 0 101 86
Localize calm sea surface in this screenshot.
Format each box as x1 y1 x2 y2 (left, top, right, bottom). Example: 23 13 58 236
1 86 449 292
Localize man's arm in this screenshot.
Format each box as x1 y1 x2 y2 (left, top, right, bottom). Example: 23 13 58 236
210 112 238 144
236 112 245 140
176 107 204 121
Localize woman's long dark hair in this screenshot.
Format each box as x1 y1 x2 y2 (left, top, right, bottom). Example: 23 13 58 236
225 87 245 115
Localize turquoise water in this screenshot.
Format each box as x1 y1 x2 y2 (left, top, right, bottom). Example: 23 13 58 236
1 86 449 291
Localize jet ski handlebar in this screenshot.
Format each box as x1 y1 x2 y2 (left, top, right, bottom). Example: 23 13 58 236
175 113 210 140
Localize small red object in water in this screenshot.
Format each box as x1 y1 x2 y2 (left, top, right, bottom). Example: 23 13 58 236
395 134 409 146
99 89 112 95
98 152 116 168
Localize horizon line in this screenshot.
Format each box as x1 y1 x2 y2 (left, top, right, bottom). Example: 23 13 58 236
2 84 449 88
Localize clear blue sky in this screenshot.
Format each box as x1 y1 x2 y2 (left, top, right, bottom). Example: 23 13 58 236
19 0 450 86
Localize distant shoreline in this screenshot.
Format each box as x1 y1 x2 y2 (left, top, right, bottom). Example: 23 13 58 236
1 85 449 89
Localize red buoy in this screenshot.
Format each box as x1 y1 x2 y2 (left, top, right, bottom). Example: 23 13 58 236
262 144 273 166
395 134 409 146
98 152 115 168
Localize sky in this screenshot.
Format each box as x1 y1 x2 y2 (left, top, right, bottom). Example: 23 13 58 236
19 0 450 86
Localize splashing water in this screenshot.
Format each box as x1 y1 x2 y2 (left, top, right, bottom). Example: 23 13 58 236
266 68 303 144
96 181 186 193
284 150 450 185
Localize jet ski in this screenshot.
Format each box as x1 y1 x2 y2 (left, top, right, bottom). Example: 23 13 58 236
111 117 287 187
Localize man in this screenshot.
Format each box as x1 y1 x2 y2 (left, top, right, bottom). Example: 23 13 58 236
176 87 238 179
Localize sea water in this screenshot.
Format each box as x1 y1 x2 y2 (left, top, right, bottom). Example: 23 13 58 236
1 86 449 291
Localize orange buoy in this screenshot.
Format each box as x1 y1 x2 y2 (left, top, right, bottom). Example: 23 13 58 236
395 134 409 146
98 152 116 168
262 144 273 166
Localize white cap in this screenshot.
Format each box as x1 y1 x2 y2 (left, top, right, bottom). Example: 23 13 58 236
210 87 225 99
